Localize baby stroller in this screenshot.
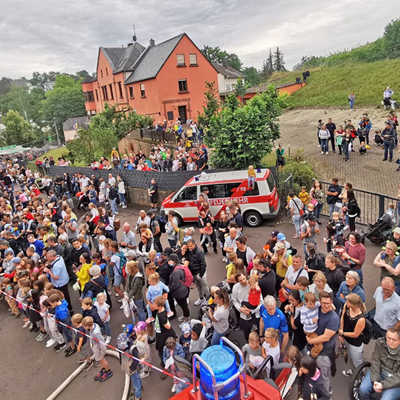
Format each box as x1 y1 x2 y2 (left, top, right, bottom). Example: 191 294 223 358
362 212 393 245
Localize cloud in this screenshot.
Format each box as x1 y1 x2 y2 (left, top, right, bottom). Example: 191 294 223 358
0 0 398 78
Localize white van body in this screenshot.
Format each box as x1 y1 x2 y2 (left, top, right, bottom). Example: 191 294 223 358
161 169 280 227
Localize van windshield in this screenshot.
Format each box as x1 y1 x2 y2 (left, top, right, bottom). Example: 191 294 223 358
175 186 197 201
266 170 276 192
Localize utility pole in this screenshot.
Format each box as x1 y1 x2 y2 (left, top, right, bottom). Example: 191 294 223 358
53 119 61 145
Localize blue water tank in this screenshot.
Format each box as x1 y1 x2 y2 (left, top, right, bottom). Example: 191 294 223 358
199 345 240 400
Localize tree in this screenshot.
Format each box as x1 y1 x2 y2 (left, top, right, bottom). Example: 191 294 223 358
198 81 220 131
41 74 86 142
262 49 274 78
2 110 33 145
206 86 287 169
30 72 59 91
234 79 248 103
75 70 93 81
202 46 242 71
273 47 286 72
0 77 12 96
384 18 400 58
242 67 261 87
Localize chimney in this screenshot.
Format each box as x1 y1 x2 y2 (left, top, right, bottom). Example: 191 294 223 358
149 38 155 47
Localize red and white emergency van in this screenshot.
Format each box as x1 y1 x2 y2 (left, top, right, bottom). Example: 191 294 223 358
161 169 280 227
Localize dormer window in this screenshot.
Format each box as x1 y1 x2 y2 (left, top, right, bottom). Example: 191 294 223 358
177 54 185 66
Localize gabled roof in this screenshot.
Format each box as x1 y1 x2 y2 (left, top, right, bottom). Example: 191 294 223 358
101 42 145 74
124 34 185 84
212 63 243 79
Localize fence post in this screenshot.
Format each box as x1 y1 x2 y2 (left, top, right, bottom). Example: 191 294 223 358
378 194 385 218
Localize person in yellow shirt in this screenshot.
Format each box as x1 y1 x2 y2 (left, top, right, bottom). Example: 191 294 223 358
248 165 256 189
298 186 310 206
271 242 292 286
75 253 93 293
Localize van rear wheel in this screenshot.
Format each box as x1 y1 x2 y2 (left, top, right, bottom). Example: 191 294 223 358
244 211 262 227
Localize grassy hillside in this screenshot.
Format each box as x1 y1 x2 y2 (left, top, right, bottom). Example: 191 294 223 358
267 59 400 107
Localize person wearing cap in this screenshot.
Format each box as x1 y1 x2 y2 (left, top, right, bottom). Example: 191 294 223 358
263 231 279 258
390 227 400 248
254 258 276 298
148 209 163 253
271 241 292 293
374 241 400 294
199 186 209 203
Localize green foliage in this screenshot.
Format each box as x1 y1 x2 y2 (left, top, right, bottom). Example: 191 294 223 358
198 81 220 130
201 46 242 71
261 50 274 80
2 110 33 146
277 150 316 198
65 105 152 164
206 86 286 169
265 58 400 107
273 47 286 72
41 74 86 141
242 67 261 87
384 18 400 58
234 79 248 101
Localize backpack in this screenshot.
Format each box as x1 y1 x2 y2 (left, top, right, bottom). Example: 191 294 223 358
174 264 193 288
156 215 166 233
361 317 372 344
117 251 127 275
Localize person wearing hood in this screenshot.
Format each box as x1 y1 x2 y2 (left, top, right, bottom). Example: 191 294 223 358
48 293 73 353
359 327 400 399
125 260 146 322
168 254 190 322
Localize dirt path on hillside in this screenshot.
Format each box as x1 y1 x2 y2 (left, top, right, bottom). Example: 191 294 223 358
278 107 399 197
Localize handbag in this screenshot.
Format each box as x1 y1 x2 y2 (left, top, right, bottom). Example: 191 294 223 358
278 267 304 303
293 198 304 216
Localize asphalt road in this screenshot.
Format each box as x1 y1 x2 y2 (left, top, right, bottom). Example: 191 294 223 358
0 207 380 400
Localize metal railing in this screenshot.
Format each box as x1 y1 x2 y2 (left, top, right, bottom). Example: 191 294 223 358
319 181 397 225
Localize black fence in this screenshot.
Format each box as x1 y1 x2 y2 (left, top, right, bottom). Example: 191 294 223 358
45 166 203 191
319 181 397 225
134 128 176 144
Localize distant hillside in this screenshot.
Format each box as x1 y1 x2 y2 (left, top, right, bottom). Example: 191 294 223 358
263 18 400 107
267 59 400 107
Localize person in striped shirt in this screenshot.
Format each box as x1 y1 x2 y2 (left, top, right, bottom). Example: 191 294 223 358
300 292 323 358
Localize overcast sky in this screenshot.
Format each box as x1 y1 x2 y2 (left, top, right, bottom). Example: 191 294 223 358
1 0 399 78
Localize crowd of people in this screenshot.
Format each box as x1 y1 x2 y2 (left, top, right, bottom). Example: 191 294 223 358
316 111 398 164
1 154 400 400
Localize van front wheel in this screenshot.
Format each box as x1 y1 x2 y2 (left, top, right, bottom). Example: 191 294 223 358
244 211 262 227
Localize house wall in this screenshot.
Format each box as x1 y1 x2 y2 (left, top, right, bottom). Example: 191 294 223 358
153 35 219 124
82 34 219 124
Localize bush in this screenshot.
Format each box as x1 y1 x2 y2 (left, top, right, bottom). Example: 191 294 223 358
276 150 316 200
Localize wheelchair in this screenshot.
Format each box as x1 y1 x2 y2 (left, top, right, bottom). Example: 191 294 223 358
350 361 381 400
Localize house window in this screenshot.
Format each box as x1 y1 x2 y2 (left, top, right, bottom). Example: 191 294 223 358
101 69 103 78
102 86 108 100
178 80 188 92
140 84 146 98
118 82 123 99
167 111 174 121
106 67 108 75
129 86 134 98
84 91 94 102
95 89 99 101
109 84 114 100
189 54 197 66
177 54 185 66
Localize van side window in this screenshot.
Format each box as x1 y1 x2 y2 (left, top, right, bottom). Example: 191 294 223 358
244 182 260 196
203 184 226 198
266 171 276 192
225 182 241 196
175 186 197 201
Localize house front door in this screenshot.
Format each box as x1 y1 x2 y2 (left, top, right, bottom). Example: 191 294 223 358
178 105 187 123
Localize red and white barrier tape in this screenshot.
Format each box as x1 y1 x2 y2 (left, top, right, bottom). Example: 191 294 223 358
0 289 189 384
